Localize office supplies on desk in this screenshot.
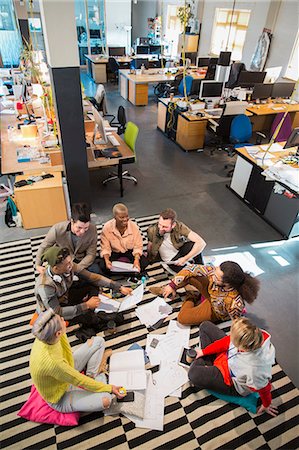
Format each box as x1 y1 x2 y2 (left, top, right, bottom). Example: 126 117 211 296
93 147 121 158
108 134 120 146
109 349 147 390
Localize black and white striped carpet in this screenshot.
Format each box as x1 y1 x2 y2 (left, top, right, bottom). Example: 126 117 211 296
1 215 299 450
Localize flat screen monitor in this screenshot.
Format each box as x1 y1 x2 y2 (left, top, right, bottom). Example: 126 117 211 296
238 71 266 87
109 46 126 57
252 83 273 100
139 37 150 45
197 57 210 67
136 45 149 55
149 45 162 55
199 81 224 99
132 58 149 69
283 128 299 152
272 82 295 99
92 106 108 145
264 66 282 83
218 51 231 66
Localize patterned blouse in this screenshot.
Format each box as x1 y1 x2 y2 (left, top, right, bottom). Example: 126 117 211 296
169 264 245 321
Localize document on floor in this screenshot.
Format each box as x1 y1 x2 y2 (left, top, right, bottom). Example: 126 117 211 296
145 334 165 366
95 284 144 313
126 372 165 431
109 349 147 390
135 297 172 328
153 362 189 398
110 261 139 273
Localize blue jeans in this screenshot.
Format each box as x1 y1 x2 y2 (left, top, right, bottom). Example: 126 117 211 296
49 336 112 413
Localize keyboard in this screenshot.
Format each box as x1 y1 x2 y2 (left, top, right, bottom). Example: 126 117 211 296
108 135 120 146
207 108 223 117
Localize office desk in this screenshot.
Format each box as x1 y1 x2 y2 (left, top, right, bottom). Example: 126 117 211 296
86 131 135 197
229 143 299 238
85 54 132 83
14 172 67 229
0 112 64 175
120 69 206 106
157 98 209 151
246 103 299 132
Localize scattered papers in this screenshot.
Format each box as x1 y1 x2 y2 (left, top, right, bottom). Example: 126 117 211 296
145 334 165 366
135 297 172 328
110 261 139 273
260 143 283 152
255 152 274 160
109 349 147 390
244 145 259 155
95 283 144 314
153 362 189 398
119 283 144 312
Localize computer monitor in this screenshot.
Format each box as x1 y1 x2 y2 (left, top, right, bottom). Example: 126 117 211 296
264 66 282 83
272 82 296 99
218 51 231 66
132 58 149 70
283 128 299 153
252 83 273 100
149 45 162 55
139 37 150 45
197 57 210 67
109 46 126 57
199 81 224 99
92 106 108 145
237 71 266 87
136 45 149 55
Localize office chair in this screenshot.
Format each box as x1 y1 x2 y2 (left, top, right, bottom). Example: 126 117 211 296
102 122 139 187
204 58 218 80
111 105 127 135
108 57 120 83
154 72 184 99
225 63 246 88
88 84 115 124
177 75 193 97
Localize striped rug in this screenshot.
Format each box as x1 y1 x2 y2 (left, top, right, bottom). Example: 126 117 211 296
1 215 298 450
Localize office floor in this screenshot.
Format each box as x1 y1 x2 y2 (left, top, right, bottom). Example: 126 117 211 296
0 71 298 388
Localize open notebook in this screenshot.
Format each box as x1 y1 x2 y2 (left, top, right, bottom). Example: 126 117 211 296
109 349 147 390
95 283 144 313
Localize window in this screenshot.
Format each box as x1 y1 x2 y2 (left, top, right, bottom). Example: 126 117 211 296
165 5 183 57
210 8 251 61
285 31 299 81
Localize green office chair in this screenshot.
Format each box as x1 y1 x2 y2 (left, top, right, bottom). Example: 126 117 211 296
102 121 139 186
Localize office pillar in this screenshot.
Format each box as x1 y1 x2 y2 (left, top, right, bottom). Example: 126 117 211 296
39 0 90 205
13 0 30 44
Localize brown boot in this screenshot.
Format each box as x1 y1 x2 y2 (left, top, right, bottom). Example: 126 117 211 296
98 349 112 375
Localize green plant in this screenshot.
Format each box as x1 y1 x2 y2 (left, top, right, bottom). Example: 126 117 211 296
177 4 193 27
19 39 42 84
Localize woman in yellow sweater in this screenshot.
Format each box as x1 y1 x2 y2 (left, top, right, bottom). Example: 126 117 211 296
30 309 125 412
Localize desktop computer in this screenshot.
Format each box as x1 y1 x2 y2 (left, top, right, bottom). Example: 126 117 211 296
237 71 266 87
199 81 224 106
283 128 299 154
251 83 273 101
196 57 210 67
92 106 108 145
136 45 150 55
109 47 126 57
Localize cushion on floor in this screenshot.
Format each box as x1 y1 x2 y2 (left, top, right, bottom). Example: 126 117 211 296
18 385 80 426
208 389 259 413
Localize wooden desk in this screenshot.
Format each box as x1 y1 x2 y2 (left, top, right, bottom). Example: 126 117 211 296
157 98 208 151
246 103 299 132
85 54 132 83
120 69 206 106
0 112 64 175
86 131 135 197
14 172 67 229
229 143 299 238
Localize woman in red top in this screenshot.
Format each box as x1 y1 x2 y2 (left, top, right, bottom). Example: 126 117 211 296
188 318 278 416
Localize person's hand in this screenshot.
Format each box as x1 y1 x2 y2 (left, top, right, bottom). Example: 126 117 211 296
105 260 113 270
163 285 176 299
36 265 46 275
172 257 187 266
120 286 133 296
257 403 278 417
133 258 141 272
112 385 126 399
86 296 100 310
195 348 204 359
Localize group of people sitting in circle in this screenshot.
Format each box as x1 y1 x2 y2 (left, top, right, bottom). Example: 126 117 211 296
28 202 278 421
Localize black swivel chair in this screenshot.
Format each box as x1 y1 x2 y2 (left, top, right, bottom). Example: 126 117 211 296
225 63 246 88
111 106 127 135
154 72 184 99
108 57 120 83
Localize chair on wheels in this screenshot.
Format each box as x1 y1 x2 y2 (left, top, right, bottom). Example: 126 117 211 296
225 62 246 88
88 84 115 124
111 105 127 135
108 57 120 83
154 72 183 99
176 75 193 97
102 121 139 186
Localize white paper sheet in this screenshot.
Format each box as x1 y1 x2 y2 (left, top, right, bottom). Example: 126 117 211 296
95 294 121 313
118 283 144 312
135 297 172 327
260 142 283 152
110 261 139 273
204 251 264 276
126 372 165 431
145 334 165 366
153 363 188 398
109 349 147 390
